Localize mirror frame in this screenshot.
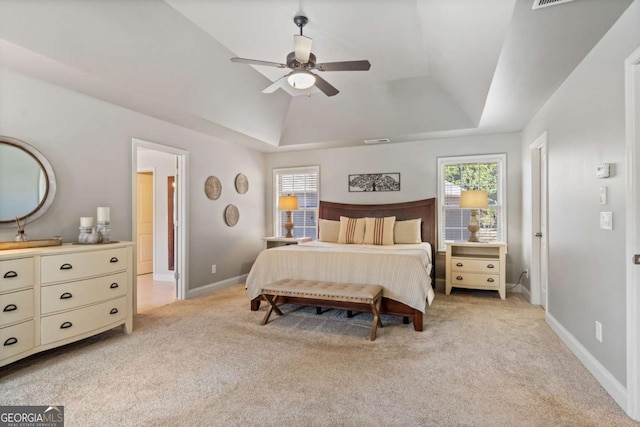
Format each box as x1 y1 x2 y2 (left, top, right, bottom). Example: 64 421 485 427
0 136 57 227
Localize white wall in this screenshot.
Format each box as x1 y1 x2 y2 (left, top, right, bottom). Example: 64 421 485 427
266 133 523 283
0 66 266 291
521 0 640 386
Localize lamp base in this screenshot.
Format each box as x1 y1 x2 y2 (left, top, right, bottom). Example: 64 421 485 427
467 209 480 242
284 210 294 238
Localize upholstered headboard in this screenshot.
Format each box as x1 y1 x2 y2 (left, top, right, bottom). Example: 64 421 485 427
318 198 437 283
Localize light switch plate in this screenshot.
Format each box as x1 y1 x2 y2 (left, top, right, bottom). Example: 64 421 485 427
600 212 613 230
599 186 608 205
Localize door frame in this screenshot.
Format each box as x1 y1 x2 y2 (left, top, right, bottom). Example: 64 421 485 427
624 45 640 421
132 138 189 308
529 131 549 310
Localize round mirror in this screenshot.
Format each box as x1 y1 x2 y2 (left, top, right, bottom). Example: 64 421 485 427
0 136 56 227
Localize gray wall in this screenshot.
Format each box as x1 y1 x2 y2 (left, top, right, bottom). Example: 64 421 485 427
0 66 266 291
520 0 640 385
266 133 523 284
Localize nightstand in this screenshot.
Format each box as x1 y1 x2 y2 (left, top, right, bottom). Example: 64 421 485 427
445 241 507 299
263 236 312 249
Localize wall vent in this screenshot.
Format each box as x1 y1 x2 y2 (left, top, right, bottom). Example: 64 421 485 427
532 0 576 10
363 138 390 145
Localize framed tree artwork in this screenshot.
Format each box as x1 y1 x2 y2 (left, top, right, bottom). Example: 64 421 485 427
348 173 401 192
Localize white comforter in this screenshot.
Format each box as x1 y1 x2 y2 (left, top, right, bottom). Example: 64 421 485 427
246 241 434 312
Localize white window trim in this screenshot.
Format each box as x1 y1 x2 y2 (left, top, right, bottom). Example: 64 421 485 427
436 153 507 251
272 165 320 238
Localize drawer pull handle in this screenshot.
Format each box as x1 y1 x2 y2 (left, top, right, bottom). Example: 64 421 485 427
110 283 119 289
3 271 17 279
60 263 73 270
456 263 463 267
456 276 463 280
110 257 119 263
487 278 495 283
3 304 17 312
60 321 73 329
110 308 119 315
3 337 17 346
60 292 73 300
487 264 495 269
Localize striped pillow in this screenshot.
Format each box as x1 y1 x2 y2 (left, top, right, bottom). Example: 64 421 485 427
363 216 396 245
338 216 366 244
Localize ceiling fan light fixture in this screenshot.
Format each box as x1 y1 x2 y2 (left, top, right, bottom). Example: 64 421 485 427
287 70 316 89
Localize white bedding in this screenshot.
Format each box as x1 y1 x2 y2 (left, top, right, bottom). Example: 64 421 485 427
246 241 434 312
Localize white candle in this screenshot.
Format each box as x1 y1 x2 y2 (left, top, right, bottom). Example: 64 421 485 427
80 216 94 227
97 207 110 222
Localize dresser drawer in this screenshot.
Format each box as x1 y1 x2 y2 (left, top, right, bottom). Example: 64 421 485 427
41 296 127 345
450 257 500 274
41 272 127 314
41 248 128 284
451 272 500 289
0 289 34 327
0 258 34 292
1 320 34 361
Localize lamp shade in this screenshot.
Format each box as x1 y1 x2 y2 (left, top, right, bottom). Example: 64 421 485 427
459 190 489 209
278 195 299 211
287 70 316 89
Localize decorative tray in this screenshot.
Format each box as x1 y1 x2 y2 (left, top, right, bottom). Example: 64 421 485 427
0 239 63 251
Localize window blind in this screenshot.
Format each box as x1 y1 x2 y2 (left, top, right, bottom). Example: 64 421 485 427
274 166 319 239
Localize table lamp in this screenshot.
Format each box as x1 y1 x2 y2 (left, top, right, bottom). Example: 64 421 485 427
278 195 298 238
459 190 488 242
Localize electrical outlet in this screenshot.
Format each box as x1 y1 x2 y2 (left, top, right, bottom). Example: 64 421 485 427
524 269 529 279
211 264 216 274
595 321 603 343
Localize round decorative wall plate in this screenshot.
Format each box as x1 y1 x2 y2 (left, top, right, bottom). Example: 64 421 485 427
204 176 222 200
235 173 249 194
224 204 239 227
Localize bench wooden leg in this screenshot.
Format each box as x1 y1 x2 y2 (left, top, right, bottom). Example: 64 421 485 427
261 294 282 326
347 310 354 318
369 295 383 341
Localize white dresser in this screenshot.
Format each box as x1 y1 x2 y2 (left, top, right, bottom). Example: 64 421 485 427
0 242 133 367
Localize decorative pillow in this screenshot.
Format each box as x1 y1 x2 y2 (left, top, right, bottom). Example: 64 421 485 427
318 219 340 243
338 216 366 244
394 219 422 244
363 216 396 245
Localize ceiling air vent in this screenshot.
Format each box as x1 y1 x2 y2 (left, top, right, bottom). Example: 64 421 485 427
363 138 390 145
532 0 576 10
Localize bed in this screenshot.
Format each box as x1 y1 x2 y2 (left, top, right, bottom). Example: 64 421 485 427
246 198 436 331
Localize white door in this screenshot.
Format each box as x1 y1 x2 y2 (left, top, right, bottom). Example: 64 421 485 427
625 46 640 421
530 132 549 309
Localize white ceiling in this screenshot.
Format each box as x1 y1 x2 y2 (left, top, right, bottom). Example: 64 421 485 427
0 0 633 152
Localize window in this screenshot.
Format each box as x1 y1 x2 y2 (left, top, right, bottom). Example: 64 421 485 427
437 154 507 251
273 166 319 239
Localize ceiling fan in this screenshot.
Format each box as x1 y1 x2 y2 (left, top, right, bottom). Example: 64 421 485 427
230 15 371 97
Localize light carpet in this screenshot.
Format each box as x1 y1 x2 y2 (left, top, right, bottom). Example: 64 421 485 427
0 284 635 426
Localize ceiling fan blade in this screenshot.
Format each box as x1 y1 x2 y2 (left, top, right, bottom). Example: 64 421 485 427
315 60 371 72
230 57 287 68
294 35 312 63
312 73 339 97
262 73 291 94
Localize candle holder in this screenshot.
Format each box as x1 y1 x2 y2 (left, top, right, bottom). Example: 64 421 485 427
78 226 92 243
97 221 111 243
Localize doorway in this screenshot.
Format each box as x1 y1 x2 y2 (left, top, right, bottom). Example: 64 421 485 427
530 131 549 310
132 138 189 314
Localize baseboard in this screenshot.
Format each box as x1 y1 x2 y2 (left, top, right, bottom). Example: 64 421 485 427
153 273 174 282
520 284 531 302
506 282 522 293
187 274 248 299
546 312 627 411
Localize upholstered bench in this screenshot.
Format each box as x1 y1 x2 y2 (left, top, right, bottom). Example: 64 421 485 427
260 279 384 341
